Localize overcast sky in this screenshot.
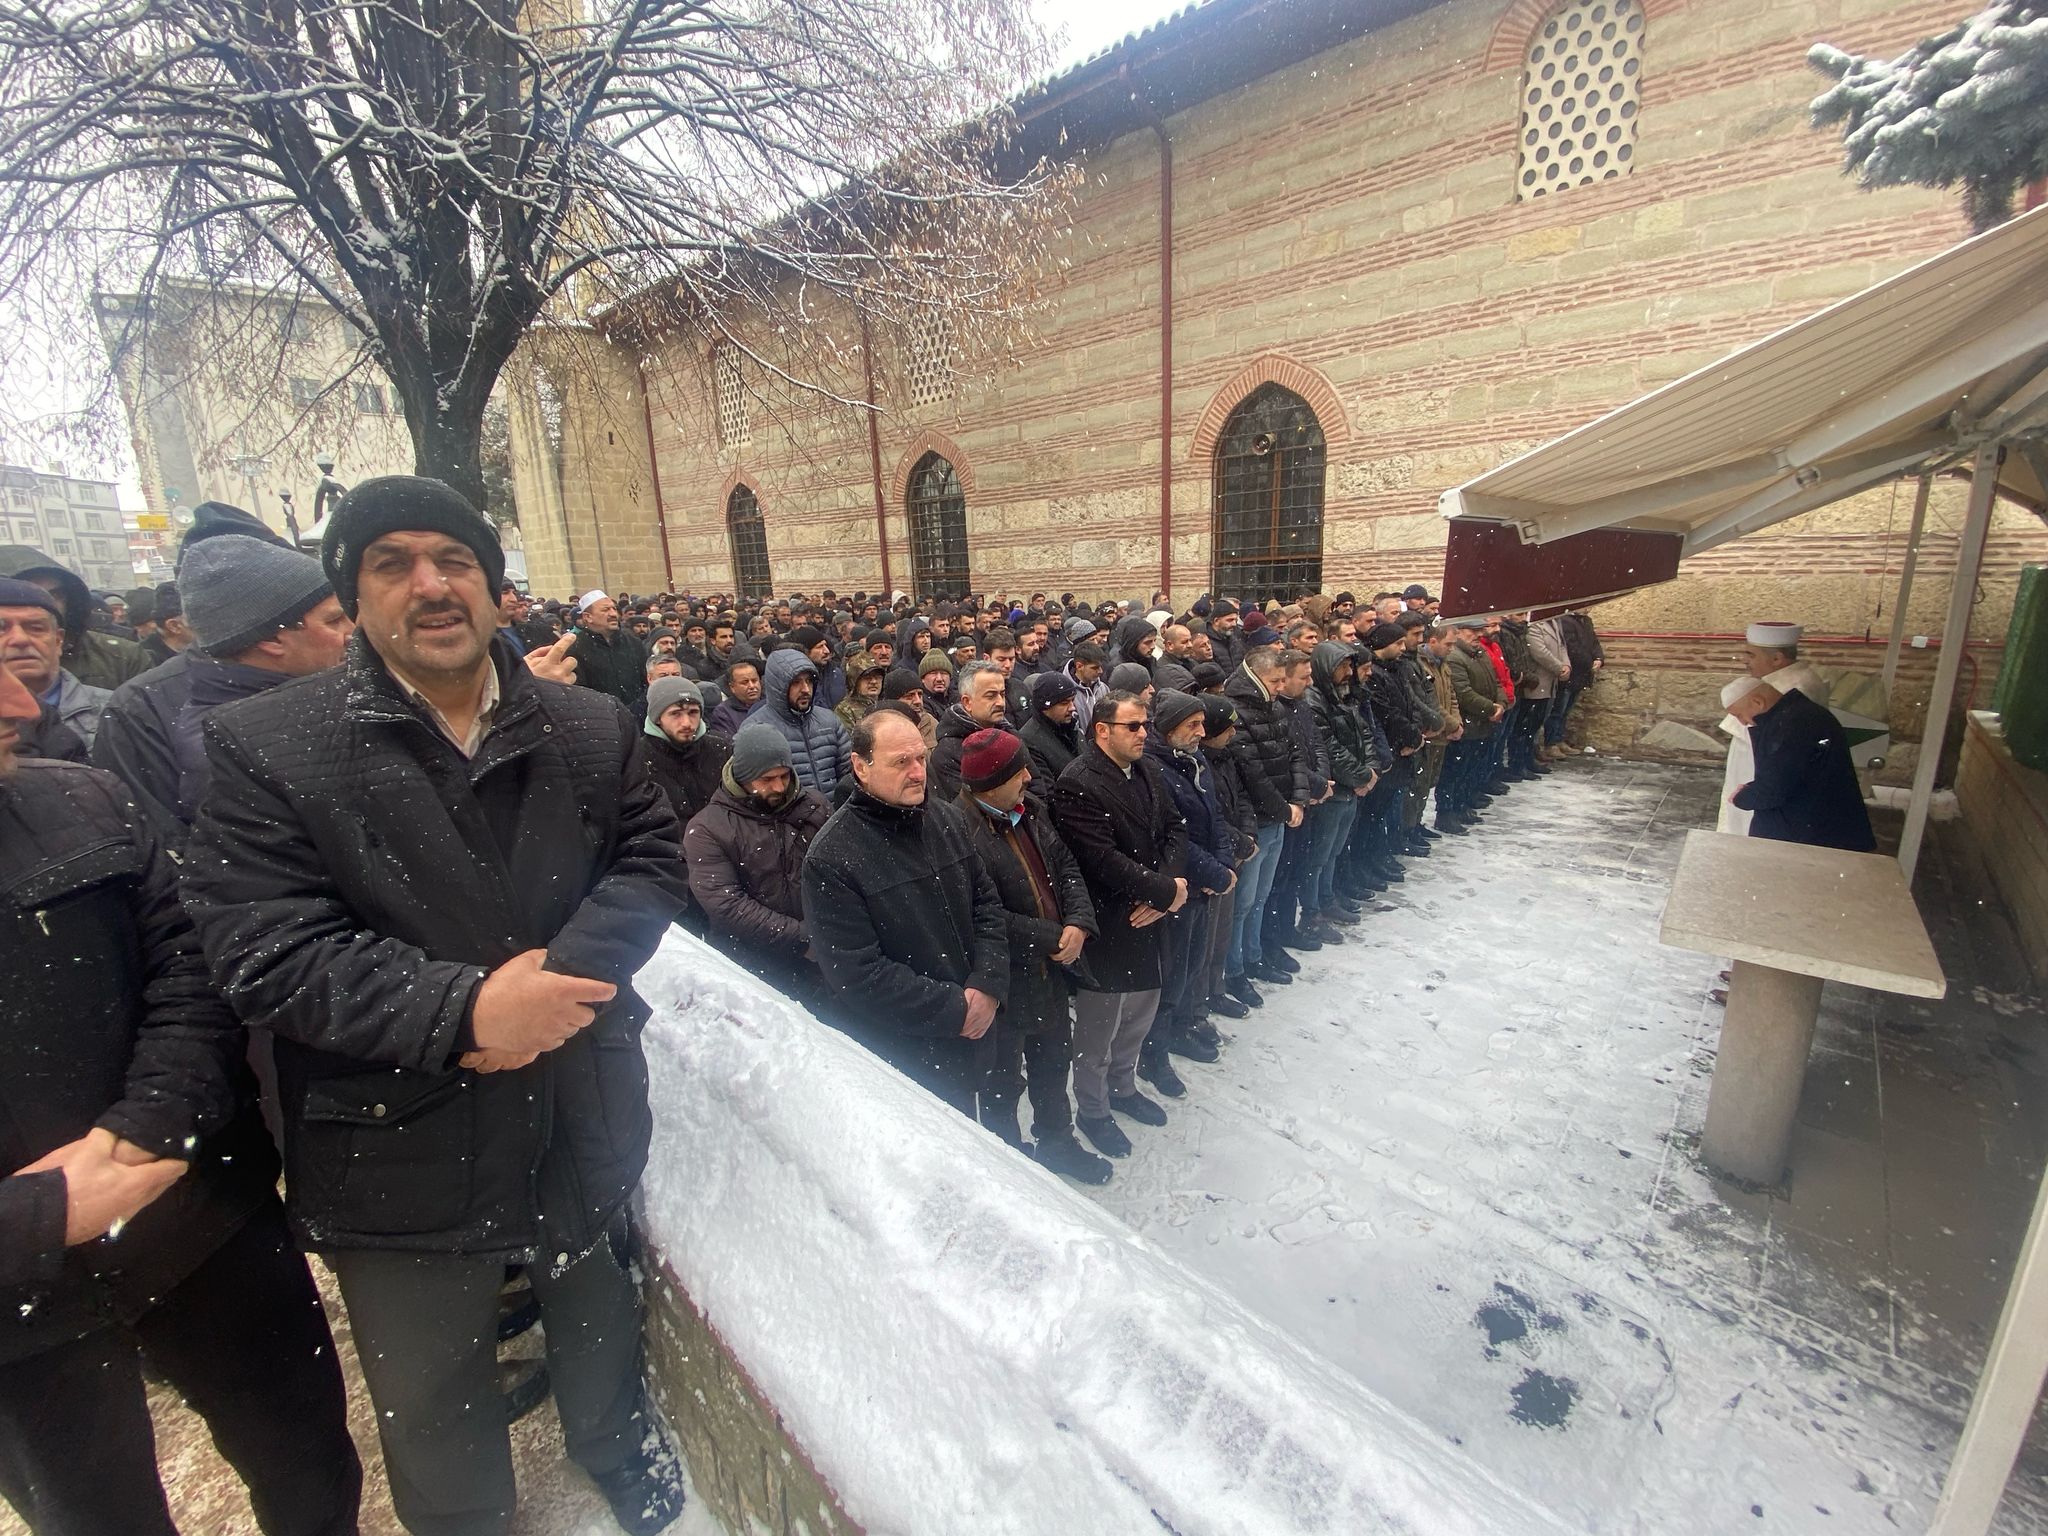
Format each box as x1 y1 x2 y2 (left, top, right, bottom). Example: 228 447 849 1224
1 0 1184 504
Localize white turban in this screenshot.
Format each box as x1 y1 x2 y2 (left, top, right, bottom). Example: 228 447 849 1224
1745 621 1801 648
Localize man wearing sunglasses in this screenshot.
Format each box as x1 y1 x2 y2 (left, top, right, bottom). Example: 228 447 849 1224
1049 690 1189 1159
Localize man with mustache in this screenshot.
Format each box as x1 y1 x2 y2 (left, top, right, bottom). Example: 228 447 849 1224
182 476 691 1536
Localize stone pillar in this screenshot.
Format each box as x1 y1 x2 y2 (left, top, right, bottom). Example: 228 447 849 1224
1700 960 1824 1185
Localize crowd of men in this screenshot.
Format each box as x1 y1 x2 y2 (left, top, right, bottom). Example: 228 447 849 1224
0 479 1622 1536
495 574 1611 1179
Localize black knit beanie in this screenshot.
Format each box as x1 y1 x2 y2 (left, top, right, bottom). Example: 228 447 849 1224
320 475 504 617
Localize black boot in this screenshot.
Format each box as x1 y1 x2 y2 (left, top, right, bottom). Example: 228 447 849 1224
1136 1050 1187 1098
1035 1131 1113 1185
1262 947 1302 974
1167 1023 1220 1064
978 1100 1030 1154
1078 1114 1133 1157
1224 974 1264 1008
1110 1089 1169 1125
590 1407 687 1536
1210 990 1251 1019
1187 1017 1224 1048
1373 859 1406 884
1250 960 1294 985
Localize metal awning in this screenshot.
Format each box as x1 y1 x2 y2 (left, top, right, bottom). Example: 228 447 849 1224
1437 203 2048 618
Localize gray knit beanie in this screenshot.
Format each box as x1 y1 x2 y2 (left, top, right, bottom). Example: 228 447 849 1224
1108 661 1154 693
178 534 334 657
645 675 702 729
1154 688 1205 735
730 721 792 784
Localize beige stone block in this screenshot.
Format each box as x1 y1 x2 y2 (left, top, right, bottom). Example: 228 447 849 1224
1374 511 1446 550
1648 280 1775 324
1326 517 1378 555
1335 455 1418 497
1506 224 1583 263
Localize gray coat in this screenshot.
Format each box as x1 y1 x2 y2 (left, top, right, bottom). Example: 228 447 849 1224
758 648 854 797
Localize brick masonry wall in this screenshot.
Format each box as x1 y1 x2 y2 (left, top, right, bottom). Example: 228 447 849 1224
519 0 2048 758
642 1256 864 1536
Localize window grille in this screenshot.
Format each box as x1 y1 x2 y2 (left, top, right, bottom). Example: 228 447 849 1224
714 345 750 450
726 484 772 596
353 381 387 414
905 452 969 598
1210 383 1325 603
1517 0 1642 201
904 311 955 409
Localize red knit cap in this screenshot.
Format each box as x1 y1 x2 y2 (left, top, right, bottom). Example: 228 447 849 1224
960 728 1028 793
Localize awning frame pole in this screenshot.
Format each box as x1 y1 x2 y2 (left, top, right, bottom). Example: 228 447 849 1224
1881 473 1935 698
1927 1143 2048 1536
1898 443 2001 886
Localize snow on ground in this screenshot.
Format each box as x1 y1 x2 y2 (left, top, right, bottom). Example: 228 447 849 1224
1080 758 2029 1536
635 938 1580 1536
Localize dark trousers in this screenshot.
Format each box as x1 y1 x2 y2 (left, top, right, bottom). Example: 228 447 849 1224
1154 895 1211 1038
1545 685 1580 745
982 1010 1075 1143
1442 737 1486 814
0 1199 361 1536
1489 704 1514 778
1351 759 1410 866
1262 822 1311 949
1510 695 1549 772
1203 885 1236 1003
329 1221 646 1536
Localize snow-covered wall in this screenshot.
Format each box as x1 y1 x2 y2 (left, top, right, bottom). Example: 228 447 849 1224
634 931 1579 1536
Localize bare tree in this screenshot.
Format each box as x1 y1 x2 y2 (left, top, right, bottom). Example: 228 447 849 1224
0 0 1072 509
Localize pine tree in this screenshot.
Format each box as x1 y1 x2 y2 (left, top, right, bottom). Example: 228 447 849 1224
1809 1 2048 231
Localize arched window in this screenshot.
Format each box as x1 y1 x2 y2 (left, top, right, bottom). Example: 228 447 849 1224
1210 382 1325 602
1517 0 1643 201
726 483 772 596
906 451 969 597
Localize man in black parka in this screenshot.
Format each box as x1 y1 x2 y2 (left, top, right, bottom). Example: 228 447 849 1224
803 705 1011 1113
0 656 360 1536
182 476 690 1536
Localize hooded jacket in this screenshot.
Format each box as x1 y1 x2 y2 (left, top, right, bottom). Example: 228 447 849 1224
0 546 153 692
834 650 885 731
757 647 854 797
1107 614 1160 677
684 766 831 992
1306 642 1377 791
